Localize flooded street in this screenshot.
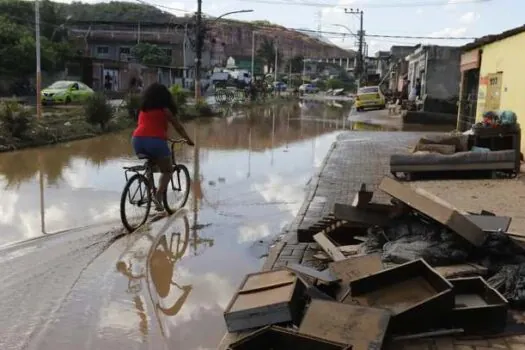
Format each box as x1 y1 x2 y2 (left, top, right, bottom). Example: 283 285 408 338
0 100 452 349
0 101 364 349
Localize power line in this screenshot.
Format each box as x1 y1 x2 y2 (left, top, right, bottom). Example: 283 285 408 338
132 0 191 13
295 28 476 40
237 0 491 9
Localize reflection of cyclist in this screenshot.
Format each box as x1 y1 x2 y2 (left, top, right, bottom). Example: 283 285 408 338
132 83 195 211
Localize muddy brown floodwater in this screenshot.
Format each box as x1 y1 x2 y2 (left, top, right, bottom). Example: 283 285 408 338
0 101 449 349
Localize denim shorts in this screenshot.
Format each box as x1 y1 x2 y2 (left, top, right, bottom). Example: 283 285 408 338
132 136 171 159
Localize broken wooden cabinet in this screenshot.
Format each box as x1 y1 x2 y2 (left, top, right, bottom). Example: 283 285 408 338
224 269 306 332
343 259 454 334
228 326 352 350
447 277 508 334
299 300 390 350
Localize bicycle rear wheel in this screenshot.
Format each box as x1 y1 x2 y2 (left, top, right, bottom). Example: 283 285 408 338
163 164 191 214
120 173 152 232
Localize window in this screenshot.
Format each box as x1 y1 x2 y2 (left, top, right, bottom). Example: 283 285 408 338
164 49 172 57
119 47 131 55
96 46 109 55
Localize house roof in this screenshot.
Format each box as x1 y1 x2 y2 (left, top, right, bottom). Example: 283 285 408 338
462 24 525 51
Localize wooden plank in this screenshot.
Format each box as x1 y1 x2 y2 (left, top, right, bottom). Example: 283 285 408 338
286 263 340 284
262 241 286 271
434 264 488 278
379 176 487 246
314 232 346 262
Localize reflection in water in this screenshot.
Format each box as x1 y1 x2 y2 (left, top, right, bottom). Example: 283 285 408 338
116 213 211 342
0 102 347 246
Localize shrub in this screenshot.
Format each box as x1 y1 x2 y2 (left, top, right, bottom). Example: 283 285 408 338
84 93 114 130
126 93 141 121
169 84 190 107
196 100 214 116
0 101 33 139
326 78 344 90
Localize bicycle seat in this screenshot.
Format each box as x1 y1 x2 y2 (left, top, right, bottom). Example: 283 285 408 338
137 153 151 160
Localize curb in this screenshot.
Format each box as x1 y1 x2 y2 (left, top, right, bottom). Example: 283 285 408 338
262 139 339 269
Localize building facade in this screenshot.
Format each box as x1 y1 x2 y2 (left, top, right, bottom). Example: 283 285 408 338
457 25 525 154
405 45 461 113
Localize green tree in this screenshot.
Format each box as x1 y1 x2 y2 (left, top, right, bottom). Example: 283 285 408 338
256 38 282 74
131 43 171 66
286 55 304 73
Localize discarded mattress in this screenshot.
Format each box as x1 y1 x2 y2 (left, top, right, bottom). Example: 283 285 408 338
390 149 516 172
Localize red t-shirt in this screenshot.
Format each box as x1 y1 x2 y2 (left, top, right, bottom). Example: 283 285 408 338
132 109 168 139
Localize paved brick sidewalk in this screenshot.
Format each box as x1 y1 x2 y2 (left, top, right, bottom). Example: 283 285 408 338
263 130 522 350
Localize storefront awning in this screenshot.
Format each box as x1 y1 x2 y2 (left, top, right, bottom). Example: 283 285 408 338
460 49 480 71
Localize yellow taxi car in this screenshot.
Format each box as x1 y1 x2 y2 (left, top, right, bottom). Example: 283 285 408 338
354 86 385 112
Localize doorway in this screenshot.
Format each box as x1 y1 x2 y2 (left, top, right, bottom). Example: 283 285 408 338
484 72 503 113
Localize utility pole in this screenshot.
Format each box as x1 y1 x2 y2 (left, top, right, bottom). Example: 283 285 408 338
274 39 278 83
345 8 364 88
251 31 256 78
194 0 203 101
35 0 42 119
288 49 292 88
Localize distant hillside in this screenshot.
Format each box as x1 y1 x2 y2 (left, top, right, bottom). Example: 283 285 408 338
56 1 352 58
55 1 175 23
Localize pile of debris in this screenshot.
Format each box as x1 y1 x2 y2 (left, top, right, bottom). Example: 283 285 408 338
221 176 525 349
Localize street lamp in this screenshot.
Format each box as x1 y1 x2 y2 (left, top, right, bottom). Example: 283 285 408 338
50 15 73 42
194 9 253 101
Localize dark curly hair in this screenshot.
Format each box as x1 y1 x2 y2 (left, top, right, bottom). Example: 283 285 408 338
140 82 177 114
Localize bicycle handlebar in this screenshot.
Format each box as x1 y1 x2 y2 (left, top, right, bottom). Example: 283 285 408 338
168 138 189 144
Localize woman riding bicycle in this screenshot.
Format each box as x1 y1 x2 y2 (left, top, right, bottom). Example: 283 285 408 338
132 83 194 211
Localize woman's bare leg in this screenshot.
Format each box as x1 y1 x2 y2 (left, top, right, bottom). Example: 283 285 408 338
154 157 173 207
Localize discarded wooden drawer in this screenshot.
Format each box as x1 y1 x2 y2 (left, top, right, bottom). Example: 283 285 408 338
298 215 349 243
333 203 394 227
447 277 508 334
343 259 454 334
228 326 352 350
329 254 384 301
224 269 306 332
378 176 487 246
299 300 390 350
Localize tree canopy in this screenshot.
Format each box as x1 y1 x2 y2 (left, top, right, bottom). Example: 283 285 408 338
256 38 283 74
55 1 176 23
131 43 171 66
0 0 76 77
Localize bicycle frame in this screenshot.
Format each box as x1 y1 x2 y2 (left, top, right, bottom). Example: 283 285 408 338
123 139 187 205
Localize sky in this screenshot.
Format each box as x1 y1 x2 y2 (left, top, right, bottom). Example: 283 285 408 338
58 0 523 54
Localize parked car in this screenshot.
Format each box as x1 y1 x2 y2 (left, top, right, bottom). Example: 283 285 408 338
273 81 287 92
41 80 94 105
354 86 385 111
298 84 319 94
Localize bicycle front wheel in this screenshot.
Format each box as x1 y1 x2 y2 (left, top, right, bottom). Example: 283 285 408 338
164 164 191 214
120 173 152 233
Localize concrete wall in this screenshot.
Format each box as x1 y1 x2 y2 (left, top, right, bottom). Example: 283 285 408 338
474 32 525 154
425 47 461 100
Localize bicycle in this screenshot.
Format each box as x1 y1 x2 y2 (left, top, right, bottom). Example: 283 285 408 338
120 139 191 233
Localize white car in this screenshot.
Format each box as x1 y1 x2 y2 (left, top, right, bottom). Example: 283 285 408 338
298 84 318 94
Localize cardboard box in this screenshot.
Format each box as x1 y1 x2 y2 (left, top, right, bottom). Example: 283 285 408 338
224 269 306 332
378 176 487 246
